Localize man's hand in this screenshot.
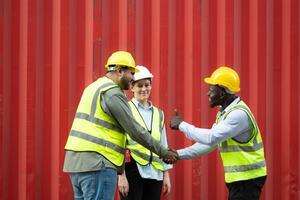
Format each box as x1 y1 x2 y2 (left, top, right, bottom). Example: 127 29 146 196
169 109 183 130
118 172 129 197
163 148 179 164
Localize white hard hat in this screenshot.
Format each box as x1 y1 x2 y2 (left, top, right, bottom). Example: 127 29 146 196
133 65 154 82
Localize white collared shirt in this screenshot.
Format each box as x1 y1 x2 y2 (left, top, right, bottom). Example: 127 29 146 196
178 97 251 159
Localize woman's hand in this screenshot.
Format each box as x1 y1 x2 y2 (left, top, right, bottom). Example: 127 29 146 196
118 172 129 197
162 171 171 197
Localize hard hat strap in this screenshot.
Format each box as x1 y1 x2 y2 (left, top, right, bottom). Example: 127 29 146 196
107 65 127 72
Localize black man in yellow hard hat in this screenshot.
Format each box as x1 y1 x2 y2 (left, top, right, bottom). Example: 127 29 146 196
170 66 267 200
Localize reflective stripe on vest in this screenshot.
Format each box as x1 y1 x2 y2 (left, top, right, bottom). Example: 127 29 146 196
219 139 263 152
75 112 124 133
130 149 162 163
64 77 126 166
70 130 125 154
217 100 267 183
224 160 266 173
126 101 165 171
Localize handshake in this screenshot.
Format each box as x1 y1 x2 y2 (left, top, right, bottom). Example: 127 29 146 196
162 148 179 164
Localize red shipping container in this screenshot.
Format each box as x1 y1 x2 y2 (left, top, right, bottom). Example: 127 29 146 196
0 0 299 199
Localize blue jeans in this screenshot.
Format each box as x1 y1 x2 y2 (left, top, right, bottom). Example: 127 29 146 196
69 168 117 200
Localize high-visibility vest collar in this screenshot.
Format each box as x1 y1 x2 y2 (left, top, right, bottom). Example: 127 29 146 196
126 101 165 171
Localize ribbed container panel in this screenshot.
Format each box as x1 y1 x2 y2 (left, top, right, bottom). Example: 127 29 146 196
1 0 299 199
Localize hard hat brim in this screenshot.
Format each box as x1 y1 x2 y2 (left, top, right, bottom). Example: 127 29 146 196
130 66 140 72
204 77 240 93
204 77 216 85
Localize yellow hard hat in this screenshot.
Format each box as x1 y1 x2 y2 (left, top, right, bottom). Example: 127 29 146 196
105 51 139 72
204 66 240 93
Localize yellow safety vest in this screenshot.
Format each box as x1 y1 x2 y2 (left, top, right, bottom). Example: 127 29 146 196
217 100 267 183
126 101 165 171
65 77 126 166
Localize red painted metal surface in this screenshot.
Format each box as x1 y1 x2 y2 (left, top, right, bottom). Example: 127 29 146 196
1 0 299 199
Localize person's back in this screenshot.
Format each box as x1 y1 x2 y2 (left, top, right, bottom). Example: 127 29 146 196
65 76 126 166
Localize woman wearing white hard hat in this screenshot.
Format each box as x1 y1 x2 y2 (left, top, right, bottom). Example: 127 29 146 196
118 66 172 200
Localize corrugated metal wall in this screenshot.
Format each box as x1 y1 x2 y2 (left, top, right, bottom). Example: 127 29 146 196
1 0 299 199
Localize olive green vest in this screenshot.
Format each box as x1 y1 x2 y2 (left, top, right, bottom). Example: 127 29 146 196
126 101 165 171
65 77 126 166
217 100 267 183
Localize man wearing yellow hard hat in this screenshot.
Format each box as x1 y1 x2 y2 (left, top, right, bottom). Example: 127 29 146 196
169 66 267 200
63 51 178 200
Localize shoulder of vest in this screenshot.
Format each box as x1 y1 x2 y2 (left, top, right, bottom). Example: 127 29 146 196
225 101 259 142
221 101 254 124
152 106 164 118
155 107 164 129
128 101 136 111
153 106 160 112
128 101 162 112
97 77 118 88
99 83 119 93
151 105 162 114
226 101 250 115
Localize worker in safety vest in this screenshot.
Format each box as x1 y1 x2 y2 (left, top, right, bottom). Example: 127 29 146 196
118 66 172 200
169 66 267 200
63 51 178 200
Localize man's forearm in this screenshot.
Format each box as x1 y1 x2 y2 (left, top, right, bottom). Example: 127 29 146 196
106 94 168 157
